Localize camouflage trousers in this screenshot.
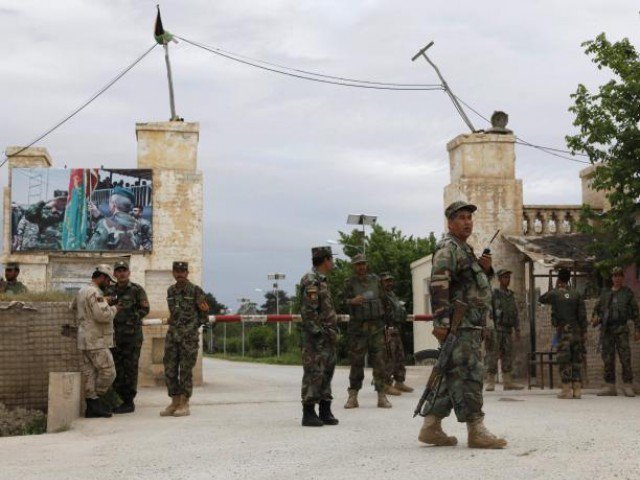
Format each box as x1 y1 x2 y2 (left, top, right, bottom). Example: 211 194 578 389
163 326 200 398
384 326 406 383
301 333 337 405
431 329 484 423
112 326 143 403
484 329 514 375
80 348 116 399
557 331 584 383
601 325 633 384
348 320 389 392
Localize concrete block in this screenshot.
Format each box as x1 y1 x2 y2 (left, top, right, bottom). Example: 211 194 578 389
46 372 81 433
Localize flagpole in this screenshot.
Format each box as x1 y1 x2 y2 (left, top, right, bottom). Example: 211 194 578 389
164 43 178 121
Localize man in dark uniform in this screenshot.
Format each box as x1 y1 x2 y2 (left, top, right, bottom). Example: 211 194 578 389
106 260 150 413
299 246 339 427
160 261 210 417
0 263 28 294
539 267 587 399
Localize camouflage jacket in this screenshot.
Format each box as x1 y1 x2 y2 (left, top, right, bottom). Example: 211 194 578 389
106 281 150 331
135 218 153 250
87 212 139 251
24 202 64 249
385 291 407 328
430 233 493 329
0 279 28 295
167 281 210 330
299 269 338 338
539 287 587 334
490 288 519 332
593 286 639 329
343 273 389 323
72 283 117 350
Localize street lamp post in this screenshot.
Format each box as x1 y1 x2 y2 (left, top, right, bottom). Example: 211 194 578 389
237 297 252 357
268 273 286 357
346 214 378 255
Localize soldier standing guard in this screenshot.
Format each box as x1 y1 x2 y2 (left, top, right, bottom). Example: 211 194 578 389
343 254 394 409
160 261 210 417
418 201 506 449
380 272 413 394
484 269 524 391
539 268 587 399
106 260 150 413
592 266 640 397
0 263 28 294
72 265 118 418
299 246 339 427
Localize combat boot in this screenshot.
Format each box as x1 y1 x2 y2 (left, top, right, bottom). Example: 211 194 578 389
344 389 359 409
384 384 402 396
622 383 636 397
596 383 617 396
302 404 324 427
173 395 190 417
467 418 507 449
572 382 582 399
485 374 496 392
557 383 573 399
503 373 524 391
318 400 339 425
418 415 458 446
85 398 112 418
377 391 392 408
159 395 181 417
394 381 414 393
113 400 135 414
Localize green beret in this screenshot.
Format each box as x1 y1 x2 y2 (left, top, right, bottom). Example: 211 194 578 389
112 186 135 204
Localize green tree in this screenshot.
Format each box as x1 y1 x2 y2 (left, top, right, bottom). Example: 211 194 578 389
204 293 228 315
259 290 292 314
566 33 640 268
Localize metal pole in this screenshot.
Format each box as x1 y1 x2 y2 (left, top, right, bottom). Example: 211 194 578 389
276 283 280 357
528 260 537 378
412 42 476 132
241 320 245 357
223 323 227 355
362 224 366 255
163 43 178 121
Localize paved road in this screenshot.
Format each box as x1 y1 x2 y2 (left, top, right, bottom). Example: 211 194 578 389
1 358 639 480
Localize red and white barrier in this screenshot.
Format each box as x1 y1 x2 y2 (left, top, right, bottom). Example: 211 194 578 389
143 314 433 326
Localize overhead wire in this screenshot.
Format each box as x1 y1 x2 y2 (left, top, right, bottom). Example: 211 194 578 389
175 34 444 91
453 95 591 164
0 43 158 169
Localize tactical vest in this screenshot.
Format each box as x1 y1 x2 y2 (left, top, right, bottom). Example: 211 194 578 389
348 275 383 321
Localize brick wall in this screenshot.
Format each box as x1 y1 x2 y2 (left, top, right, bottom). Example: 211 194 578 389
0 302 80 411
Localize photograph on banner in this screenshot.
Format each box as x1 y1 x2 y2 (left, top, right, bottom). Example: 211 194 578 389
10 168 153 252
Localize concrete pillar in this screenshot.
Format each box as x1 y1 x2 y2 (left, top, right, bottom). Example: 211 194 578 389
443 132 525 299
46 372 81 433
579 164 610 212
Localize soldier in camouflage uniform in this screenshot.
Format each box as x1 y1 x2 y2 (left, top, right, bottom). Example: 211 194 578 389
15 216 39 251
106 260 150 413
380 272 413 393
160 261 210 417
419 201 506 449
24 190 67 250
0 263 28 295
343 254 394 409
539 268 587 399
484 269 524 391
592 266 640 397
132 205 153 251
299 246 339 427
87 187 139 251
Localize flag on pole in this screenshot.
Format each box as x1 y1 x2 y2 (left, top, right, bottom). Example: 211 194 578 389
154 6 176 45
62 169 98 250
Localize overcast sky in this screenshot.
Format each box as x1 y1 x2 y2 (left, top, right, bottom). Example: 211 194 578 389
1 1 638 310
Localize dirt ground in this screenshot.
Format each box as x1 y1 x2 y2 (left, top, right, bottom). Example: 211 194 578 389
0 358 639 480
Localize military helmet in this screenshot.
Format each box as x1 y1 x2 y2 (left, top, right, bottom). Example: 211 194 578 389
445 201 477 219
351 253 367 265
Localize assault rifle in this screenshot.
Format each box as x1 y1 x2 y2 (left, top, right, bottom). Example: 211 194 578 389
413 300 468 417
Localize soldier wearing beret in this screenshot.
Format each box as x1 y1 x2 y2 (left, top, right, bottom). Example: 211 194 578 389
160 261 210 417
87 186 139 251
0 263 28 295
299 246 339 427
105 260 150 413
592 266 640 397
484 269 524 391
343 254 394 409
419 201 506 449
